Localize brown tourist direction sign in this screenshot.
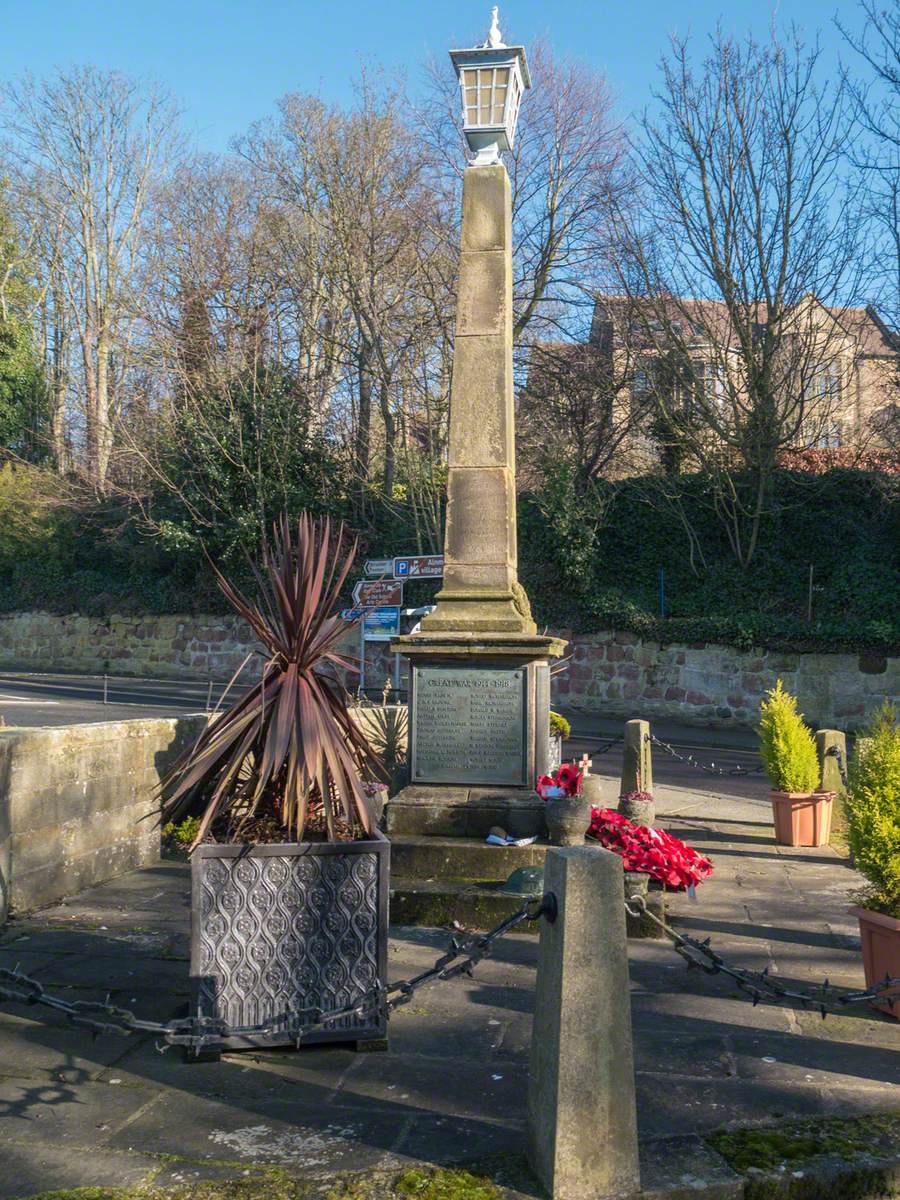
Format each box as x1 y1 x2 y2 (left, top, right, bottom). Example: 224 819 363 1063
351 579 404 608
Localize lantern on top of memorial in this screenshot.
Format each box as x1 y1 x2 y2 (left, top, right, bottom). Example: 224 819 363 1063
449 7 531 166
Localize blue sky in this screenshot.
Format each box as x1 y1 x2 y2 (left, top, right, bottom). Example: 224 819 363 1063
0 0 867 151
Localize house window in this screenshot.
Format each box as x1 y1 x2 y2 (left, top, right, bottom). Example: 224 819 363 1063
800 418 843 449
633 366 652 399
812 365 841 401
695 360 726 403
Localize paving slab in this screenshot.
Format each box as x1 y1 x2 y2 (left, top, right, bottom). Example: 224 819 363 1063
0 1142 156 1200
0 774 898 1197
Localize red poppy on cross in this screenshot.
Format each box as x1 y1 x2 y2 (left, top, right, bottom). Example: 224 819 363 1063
578 753 593 774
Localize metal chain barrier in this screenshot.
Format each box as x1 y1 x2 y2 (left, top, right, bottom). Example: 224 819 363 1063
624 894 899 1016
648 732 766 777
583 734 623 756
0 894 557 1055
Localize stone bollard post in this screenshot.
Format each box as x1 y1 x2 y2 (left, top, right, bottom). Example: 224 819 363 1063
815 729 848 796
619 719 653 823
528 847 640 1200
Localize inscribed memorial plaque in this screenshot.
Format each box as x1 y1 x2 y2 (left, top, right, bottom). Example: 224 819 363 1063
411 665 527 785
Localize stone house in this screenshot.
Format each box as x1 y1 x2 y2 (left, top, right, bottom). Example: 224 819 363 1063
522 294 899 477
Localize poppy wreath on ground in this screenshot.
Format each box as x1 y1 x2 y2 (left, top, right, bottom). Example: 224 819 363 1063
587 808 714 891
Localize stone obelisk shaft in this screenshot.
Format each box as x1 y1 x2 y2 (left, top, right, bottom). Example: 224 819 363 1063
421 164 535 635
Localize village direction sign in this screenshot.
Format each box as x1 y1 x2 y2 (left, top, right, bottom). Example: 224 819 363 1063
364 555 445 580
393 555 444 579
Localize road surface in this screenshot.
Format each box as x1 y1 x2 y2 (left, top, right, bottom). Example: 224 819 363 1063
0 669 768 800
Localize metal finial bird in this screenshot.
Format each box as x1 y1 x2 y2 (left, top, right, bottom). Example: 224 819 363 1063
484 6 505 49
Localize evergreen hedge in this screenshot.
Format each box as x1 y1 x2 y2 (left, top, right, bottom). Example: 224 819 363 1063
0 462 897 654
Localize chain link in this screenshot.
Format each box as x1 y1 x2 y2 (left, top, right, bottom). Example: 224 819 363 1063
624 894 899 1016
647 733 766 777
584 734 624 756
0 895 555 1054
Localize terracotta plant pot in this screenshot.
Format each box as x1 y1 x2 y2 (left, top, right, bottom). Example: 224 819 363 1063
770 790 834 847
850 906 900 1019
545 795 593 846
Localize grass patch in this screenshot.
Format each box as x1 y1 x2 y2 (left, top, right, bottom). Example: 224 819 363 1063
394 1169 499 1200
708 1112 900 1175
21 1167 505 1200
828 792 851 857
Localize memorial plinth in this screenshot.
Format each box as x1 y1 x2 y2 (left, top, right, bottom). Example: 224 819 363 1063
389 157 566 837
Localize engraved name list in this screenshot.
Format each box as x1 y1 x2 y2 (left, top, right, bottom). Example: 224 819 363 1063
412 665 527 785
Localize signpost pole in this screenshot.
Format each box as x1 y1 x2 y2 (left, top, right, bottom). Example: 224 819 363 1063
359 618 366 699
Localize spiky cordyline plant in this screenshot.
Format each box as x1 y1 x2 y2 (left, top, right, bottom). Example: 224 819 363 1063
159 513 383 848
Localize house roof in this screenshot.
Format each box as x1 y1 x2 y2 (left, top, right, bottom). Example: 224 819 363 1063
590 295 900 358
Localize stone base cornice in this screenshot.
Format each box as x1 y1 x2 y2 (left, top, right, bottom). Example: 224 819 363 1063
391 632 567 661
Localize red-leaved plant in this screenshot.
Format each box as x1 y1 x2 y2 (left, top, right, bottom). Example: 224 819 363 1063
158 513 384 849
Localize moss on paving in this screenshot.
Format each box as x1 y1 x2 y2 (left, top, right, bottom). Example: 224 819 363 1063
21 1166 502 1200
708 1112 900 1199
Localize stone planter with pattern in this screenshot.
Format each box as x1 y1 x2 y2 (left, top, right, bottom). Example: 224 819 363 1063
190 831 390 1053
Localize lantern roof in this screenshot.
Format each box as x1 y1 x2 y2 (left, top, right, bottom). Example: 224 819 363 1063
449 7 531 89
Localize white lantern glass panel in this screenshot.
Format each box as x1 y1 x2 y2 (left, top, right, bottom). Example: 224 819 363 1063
462 69 479 124
492 67 510 124
478 69 492 124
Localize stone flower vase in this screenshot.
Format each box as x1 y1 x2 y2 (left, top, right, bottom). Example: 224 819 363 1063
545 792 593 846
619 791 655 827
770 791 834 847
849 906 900 1019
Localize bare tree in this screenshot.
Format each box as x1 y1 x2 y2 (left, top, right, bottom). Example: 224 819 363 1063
517 335 640 488
839 1 900 330
839 1 900 458
611 29 865 566
242 78 456 535
1 67 180 490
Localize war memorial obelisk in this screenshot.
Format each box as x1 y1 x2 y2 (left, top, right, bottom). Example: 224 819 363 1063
388 12 566 837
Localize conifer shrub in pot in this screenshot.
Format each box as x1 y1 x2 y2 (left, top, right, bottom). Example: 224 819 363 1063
845 703 900 1018
159 514 389 1053
758 681 833 847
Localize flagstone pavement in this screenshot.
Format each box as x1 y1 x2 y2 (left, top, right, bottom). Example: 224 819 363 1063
0 777 898 1199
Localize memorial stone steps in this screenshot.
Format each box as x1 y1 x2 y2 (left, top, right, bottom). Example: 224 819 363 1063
389 834 545 881
386 834 666 936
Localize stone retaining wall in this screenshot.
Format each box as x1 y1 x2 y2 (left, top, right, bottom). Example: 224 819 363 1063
551 629 897 731
0 611 383 688
0 612 263 680
0 611 894 731
0 715 206 922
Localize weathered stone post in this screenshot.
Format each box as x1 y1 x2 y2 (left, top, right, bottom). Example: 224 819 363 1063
528 846 641 1200
816 729 848 795
619 719 653 820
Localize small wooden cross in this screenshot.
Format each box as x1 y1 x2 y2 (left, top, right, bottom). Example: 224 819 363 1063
578 753 593 775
